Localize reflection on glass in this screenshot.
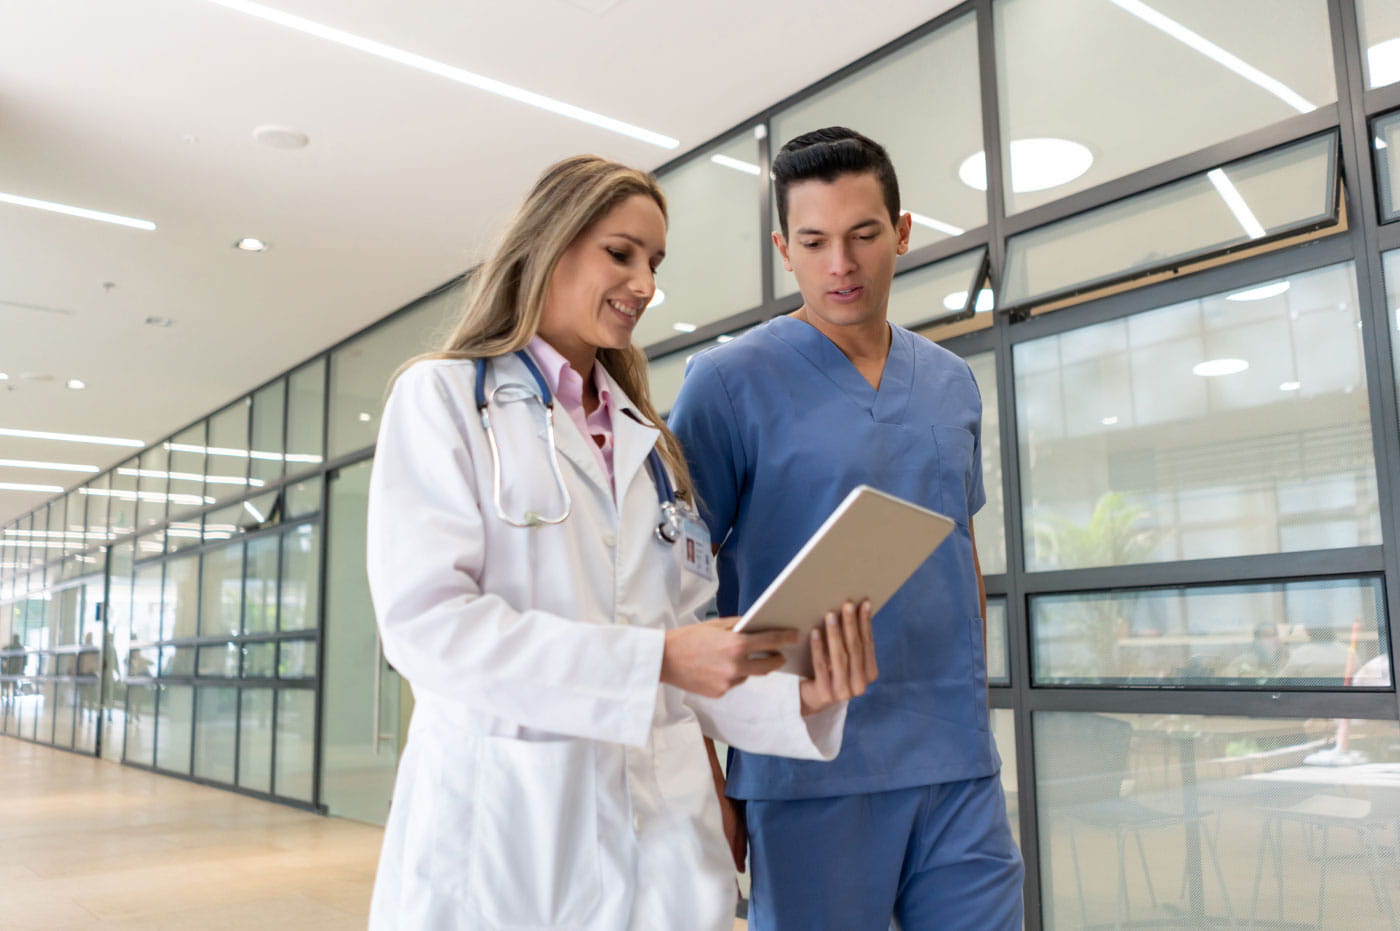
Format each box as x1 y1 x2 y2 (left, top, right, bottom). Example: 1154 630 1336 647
987 598 1009 685
771 12 984 301
1016 262 1379 571
966 351 1005 576
279 639 316 679
1002 134 1338 308
165 552 199 640
1386 252 1400 431
193 686 237 784
275 688 315 801
165 424 206 521
285 477 321 519
995 0 1336 214
886 250 987 331
638 132 763 348
1359 0 1400 89
244 535 280 634
125 683 156 766
83 475 108 548
136 447 170 531
74 681 99 754
131 563 163 642
198 642 240 678
250 379 287 487
207 399 251 506
199 542 243 637
162 645 196 678
243 642 276 678
329 285 462 457
1036 712 1400 929
108 458 139 537
1033 578 1390 687
239 687 273 793
286 360 326 473
1375 110 1400 223
279 525 319 632
154 683 192 773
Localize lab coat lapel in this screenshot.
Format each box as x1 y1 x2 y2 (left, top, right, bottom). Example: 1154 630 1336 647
598 365 660 506
493 352 611 496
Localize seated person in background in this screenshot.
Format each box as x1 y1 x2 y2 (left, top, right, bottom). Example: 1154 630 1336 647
1279 624 1353 679
1221 623 1289 679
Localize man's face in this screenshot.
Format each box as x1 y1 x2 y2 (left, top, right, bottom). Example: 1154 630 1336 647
773 171 911 331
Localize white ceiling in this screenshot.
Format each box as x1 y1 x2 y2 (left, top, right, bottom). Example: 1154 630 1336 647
0 0 961 526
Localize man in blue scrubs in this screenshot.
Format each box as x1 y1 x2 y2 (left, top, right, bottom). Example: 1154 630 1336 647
669 127 1023 930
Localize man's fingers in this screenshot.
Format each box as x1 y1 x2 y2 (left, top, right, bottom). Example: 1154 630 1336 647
860 600 879 681
839 602 865 695
742 653 787 677
822 612 851 701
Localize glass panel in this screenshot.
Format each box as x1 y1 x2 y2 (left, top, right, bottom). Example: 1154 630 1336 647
1359 0 1400 89
51 680 76 748
161 645 196 678
83 474 109 548
204 503 244 542
987 598 1009 686
1375 109 1400 224
1016 262 1378 571
198 642 240 678
199 541 243 637
275 688 315 802
771 12 984 300
124 683 156 766
193 686 237 784
250 378 287 487
1387 251 1400 428
286 359 326 473
164 552 200 641
285 476 321 519
165 519 203 554
991 708 1018 847
244 534 280 634
1036 712 1400 930
279 639 316 679
135 447 169 531
239 688 274 793
243 642 276 678
131 563 163 642
36 678 56 744
637 132 763 348
328 285 462 457
965 351 1005 576
886 249 987 331
54 585 80 646
279 524 319 632
154 683 192 773
1002 134 1338 308
1033 578 1389 687
995 0 1336 213
74 681 99 754
206 399 251 506
127 646 158 679
107 458 138 537
166 424 206 522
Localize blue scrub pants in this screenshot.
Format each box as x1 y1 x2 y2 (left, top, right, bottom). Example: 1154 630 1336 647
744 775 1024 931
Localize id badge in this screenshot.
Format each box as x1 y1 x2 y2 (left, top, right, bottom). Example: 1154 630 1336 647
681 515 714 580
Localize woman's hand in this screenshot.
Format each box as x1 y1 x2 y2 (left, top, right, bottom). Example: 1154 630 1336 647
661 618 797 698
800 599 878 716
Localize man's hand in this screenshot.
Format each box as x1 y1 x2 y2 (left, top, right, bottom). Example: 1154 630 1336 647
800 599 878 715
661 618 798 698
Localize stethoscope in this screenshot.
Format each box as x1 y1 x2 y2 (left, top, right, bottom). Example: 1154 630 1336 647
474 350 684 544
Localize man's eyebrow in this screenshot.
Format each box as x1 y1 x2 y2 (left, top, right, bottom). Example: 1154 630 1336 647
794 218 882 237
607 232 665 259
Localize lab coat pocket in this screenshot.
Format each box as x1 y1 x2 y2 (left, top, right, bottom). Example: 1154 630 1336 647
931 425 975 523
467 737 602 927
652 723 713 819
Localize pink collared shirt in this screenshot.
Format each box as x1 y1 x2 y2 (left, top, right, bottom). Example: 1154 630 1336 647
526 337 617 486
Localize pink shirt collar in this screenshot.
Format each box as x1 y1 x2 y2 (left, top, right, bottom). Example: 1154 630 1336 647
526 337 617 485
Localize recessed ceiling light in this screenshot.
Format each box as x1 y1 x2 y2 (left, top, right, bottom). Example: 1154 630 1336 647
941 289 995 313
0 458 99 473
1101 416 1119 426
1226 281 1290 302
1193 358 1250 377
357 412 373 423
205 0 679 149
144 315 174 327
0 191 157 231
959 139 1094 194
66 379 86 390
0 427 144 447
253 124 310 150
1280 381 1302 391
235 238 268 252
710 154 761 176
648 289 666 309
672 322 696 333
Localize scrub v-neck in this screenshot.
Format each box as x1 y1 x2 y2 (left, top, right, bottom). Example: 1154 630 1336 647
768 315 914 424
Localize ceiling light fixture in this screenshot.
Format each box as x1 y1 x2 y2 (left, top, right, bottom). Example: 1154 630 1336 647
1226 281 1290 302
958 139 1094 194
0 373 8 380
357 412 373 423
0 458 99 474
0 191 157 231
710 154 761 175
78 487 213 506
1193 358 1250 377
235 237 268 252
672 322 697 333
1101 416 1119 426
66 379 86 390
0 427 144 447
253 124 310 150
907 212 966 237
648 289 666 309
163 441 322 464
0 481 64 494
1367 38 1400 89
1207 168 1266 239
144 316 174 327
1279 381 1302 391
115 467 264 487
205 0 679 149
1107 0 1315 113
941 289 996 313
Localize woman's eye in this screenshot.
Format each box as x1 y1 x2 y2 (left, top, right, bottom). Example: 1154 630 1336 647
607 248 627 262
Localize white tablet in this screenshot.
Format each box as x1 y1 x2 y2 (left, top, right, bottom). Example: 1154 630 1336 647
734 485 955 678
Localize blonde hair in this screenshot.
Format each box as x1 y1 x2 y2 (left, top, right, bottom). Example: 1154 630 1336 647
415 155 694 502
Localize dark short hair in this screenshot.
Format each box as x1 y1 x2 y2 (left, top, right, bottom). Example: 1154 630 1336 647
771 127 900 237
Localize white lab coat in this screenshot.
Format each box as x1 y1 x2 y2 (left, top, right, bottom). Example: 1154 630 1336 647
365 355 844 930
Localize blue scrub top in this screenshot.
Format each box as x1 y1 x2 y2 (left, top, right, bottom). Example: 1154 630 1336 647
669 316 999 800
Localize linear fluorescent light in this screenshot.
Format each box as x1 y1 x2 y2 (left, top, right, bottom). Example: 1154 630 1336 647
78 487 213 506
1207 168 1266 240
116 467 264 487
1226 281 1290 302
1193 358 1250 377
242 500 268 524
710 154 761 175
0 191 157 231
205 0 679 149
1107 0 1315 114
163 441 321 464
0 426 145 447
0 458 100 473
0 482 63 493
908 212 965 237
1 529 92 540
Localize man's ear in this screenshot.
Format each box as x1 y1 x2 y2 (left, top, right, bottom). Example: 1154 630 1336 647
772 230 793 272
895 212 913 257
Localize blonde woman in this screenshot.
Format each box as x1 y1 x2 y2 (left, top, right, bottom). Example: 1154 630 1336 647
366 155 878 930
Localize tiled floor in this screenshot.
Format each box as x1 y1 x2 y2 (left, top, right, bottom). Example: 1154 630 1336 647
0 739 750 930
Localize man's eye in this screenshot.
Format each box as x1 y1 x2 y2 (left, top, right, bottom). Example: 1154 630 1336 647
801 241 821 249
